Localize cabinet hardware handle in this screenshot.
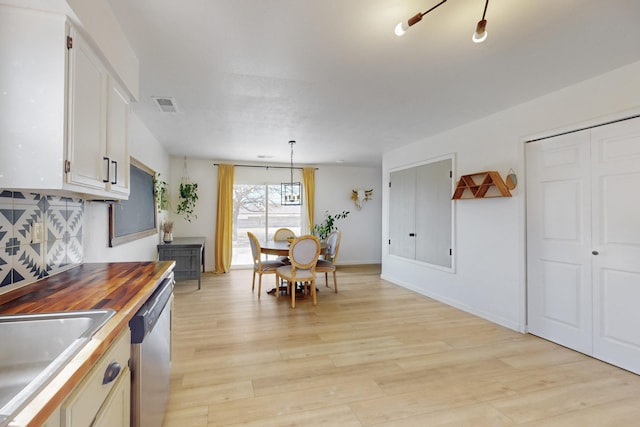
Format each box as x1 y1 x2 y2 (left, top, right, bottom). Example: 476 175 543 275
111 160 117 185
103 157 110 183
409 233 415 237
592 250 599 255
102 361 121 385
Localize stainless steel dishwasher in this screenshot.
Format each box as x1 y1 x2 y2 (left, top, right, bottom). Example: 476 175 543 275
129 273 174 427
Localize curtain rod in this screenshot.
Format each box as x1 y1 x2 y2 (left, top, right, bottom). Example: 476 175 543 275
213 163 318 170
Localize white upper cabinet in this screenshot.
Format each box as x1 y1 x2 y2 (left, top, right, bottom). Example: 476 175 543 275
66 28 130 197
105 78 130 196
0 5 130 199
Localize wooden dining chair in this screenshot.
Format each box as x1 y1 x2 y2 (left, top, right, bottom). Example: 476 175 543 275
316 230 341 292
273 227 296 264
276 235 321 308
247 232 284 298
273 228 295 241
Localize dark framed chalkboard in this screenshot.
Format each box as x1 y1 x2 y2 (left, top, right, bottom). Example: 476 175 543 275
109 157 158 247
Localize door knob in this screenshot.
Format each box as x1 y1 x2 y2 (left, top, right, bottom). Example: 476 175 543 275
592 250 599 255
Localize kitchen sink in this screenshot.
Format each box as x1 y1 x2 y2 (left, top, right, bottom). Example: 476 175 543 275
0 309 115 426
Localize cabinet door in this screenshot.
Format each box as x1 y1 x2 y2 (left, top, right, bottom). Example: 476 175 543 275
61 330 130 427
43 406 61 427
0 6 67 190
162 248 200 280
106 78 130 197
66 29 108 191
92 367 131 427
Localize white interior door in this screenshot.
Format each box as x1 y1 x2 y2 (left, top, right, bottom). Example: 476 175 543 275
527 117 640 374
590 119 640 374
526 130 593 355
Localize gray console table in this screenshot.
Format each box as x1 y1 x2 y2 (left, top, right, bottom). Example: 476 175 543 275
157 237 205 289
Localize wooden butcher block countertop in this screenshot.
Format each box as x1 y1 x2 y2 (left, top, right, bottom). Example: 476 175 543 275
0 261 175 427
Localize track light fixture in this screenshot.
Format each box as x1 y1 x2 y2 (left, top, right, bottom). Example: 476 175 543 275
395 0 491 44
395 0 448 36
472 0 490 43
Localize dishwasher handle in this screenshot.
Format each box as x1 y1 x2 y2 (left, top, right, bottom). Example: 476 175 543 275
102 361 121 385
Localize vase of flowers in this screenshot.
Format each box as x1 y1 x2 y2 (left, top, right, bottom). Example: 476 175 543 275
162 221 174 243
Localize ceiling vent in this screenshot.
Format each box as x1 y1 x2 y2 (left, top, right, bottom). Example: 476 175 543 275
152 96 178 113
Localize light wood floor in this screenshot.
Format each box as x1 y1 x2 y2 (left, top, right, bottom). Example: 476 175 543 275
163 265 640 426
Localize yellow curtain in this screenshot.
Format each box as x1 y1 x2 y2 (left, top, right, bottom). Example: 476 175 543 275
214 164 234 273
302 167 315 233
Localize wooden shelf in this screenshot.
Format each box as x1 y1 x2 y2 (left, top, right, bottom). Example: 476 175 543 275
452 171 512 199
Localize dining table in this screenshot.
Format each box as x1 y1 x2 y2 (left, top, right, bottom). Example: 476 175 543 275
260 238 327 296
260 238 327 257
259 239 292 256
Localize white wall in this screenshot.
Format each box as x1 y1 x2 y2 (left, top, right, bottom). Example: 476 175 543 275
382 60 640 333
165 159 382 271
167 157 217 271
84 114 170 262
315 166 381 265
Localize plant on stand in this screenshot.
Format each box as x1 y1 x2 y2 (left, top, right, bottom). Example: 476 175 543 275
312 210 350 240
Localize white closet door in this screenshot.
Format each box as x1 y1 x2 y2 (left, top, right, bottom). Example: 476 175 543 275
527 117 640 375
389 168 416 259
526 130 593 354
590 119 640 374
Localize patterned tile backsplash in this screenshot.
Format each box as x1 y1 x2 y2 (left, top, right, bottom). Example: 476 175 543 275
0 190 84 291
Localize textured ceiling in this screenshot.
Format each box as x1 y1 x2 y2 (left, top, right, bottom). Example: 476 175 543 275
107 0 640 166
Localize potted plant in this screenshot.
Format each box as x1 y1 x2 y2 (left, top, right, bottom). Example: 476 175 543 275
176 182 198 222
154 173 169 212
312 210 349 240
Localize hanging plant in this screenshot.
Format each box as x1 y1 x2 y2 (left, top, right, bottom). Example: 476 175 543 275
312 210 349 240
176 157 198 222
154 173 169 212
176 182 198 222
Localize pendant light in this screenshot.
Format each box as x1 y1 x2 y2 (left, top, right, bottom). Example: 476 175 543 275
281 140 301 206
394 0 491 44
472 0 490 43
395 0 447 36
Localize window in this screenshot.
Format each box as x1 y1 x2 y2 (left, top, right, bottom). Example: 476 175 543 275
232 184 302 266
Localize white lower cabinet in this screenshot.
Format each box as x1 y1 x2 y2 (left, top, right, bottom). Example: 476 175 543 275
43 407 61 427
92 366 131 427
60 330 131 427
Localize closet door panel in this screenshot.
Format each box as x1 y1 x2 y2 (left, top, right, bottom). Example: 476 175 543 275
591 118 640 374
526 130 593 354
415 159 452 267
389 168 416 259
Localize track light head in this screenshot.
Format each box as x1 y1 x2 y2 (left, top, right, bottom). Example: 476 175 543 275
472 19 488 43
395 13 423 36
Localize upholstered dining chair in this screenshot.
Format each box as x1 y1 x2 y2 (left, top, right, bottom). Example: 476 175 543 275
316 230 341 292
273 227 296 241
248 232 284 298
273 227 296 264
276 235 321 308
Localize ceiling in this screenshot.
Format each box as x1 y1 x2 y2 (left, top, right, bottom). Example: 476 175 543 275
106 0 640 167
